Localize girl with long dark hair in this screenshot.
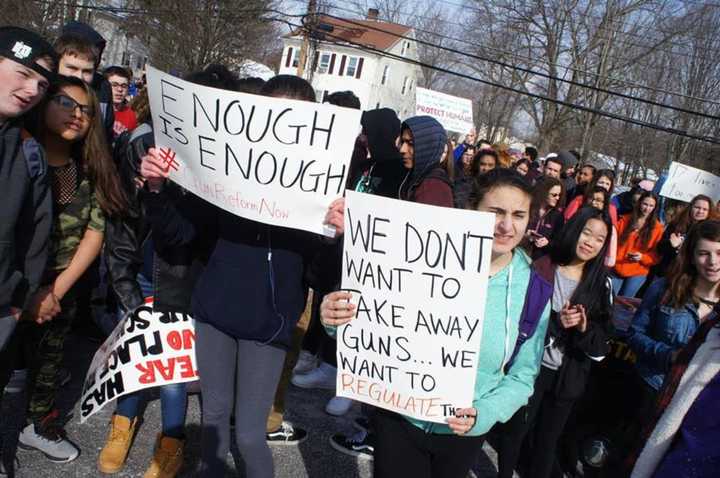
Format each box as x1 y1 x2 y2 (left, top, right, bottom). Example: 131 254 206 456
612 192 664 297
498 207 614 478
526 177 565 258
18 75 127 462
654 194 712 278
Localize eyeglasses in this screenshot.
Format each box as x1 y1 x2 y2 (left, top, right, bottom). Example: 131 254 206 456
51 94 94 119
110 81 129 90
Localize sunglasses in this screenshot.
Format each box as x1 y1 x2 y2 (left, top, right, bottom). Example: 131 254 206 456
51 94 94 119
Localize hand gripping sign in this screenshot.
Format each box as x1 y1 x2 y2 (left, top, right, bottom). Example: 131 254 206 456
146 65 362 237
80 301 198 422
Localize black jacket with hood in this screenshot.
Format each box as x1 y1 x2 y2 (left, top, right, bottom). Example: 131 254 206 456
348 108 407 198
105 123 212 315
0 120 52 316
399 116 453 207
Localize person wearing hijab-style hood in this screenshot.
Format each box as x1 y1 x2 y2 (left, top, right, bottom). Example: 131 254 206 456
397 115 453 207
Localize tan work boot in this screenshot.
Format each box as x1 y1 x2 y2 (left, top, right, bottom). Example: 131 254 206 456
98 415 137 473
143 434 184 478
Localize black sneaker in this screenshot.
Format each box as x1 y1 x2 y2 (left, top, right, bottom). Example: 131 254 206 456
266 421 307 445
329 431 374 460
353 416 371 434
0 457 20 476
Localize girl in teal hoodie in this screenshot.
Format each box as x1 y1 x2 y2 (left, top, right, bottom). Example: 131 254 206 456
322 169 550 478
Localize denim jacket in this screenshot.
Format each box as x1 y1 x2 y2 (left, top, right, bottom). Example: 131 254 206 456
628 278 700 390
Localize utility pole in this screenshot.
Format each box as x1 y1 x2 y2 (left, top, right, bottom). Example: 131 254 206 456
580 0 617 162
296 0 317 79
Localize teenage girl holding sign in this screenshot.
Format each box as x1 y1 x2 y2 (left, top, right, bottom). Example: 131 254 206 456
322 169 552 478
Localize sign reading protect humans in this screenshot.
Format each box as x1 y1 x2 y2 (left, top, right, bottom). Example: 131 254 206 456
146 66 362 236
337 191 495 423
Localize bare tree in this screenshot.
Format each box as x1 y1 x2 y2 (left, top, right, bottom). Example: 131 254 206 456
125 0 281 73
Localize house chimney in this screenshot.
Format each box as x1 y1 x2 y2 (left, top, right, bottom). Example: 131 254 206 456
367 8 379 21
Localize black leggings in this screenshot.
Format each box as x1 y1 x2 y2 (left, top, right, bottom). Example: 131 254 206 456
497 366 576 478
372 409 485 478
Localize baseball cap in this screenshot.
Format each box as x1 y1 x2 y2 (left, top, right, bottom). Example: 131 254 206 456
0 26 58 82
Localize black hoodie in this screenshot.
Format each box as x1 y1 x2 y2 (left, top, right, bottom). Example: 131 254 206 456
348 108 407 198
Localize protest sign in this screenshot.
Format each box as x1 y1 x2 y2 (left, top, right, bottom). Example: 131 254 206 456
336 191 495 423
146 65 362 236
80 302 198 422
415 87 474 134
660 161 720 203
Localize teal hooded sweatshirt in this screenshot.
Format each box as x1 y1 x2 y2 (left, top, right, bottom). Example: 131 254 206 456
405 248 550 436
328 249 550 436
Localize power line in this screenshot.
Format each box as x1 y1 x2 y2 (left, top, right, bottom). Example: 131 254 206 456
317 0 720 90
430 0 720 56
284 18 719 145
316 0 720 106
316 12 720 120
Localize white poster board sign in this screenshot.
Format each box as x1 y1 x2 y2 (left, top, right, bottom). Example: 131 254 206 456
415 87 474 134
146 65 362 236
660 161 720 203
80 303 198 422
337 191 495 423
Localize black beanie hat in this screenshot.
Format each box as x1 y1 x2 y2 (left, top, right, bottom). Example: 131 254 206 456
0 26 58 81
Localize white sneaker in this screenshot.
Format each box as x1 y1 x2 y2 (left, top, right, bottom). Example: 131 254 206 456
325 396 353 416
18 420 80 463
292 350 318 376
290 362 336 390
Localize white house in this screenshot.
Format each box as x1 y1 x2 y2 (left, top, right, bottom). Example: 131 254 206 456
278 10 422 118
84 0 149 80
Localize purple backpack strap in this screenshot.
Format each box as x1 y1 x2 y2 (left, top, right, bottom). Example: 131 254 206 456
505 256 555 372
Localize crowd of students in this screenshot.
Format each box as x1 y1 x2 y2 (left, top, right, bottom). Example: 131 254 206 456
1 23 718 478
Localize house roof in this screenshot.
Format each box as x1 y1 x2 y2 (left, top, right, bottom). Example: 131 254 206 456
289 15 412 51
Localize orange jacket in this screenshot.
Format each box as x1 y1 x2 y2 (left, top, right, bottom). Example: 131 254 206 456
613 214 664 277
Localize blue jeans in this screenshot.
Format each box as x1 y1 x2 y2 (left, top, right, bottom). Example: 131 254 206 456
611 274 647 298
114 274 187 438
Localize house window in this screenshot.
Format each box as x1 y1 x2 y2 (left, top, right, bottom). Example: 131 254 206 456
381 65 389 85
401 76 409 95
375 102 380 109
121 51 129 66
317 53 331 74
408 80 414 93
345 57 359 77
401 41 410 56
292 49 300 67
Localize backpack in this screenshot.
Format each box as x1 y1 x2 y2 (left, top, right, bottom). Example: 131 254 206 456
20 129 46 179
505 255 555 372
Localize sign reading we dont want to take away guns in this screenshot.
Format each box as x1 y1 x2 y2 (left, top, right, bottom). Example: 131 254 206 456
337 191 496 423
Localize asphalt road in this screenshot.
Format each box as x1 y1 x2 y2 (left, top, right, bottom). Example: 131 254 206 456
1 333 500 477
